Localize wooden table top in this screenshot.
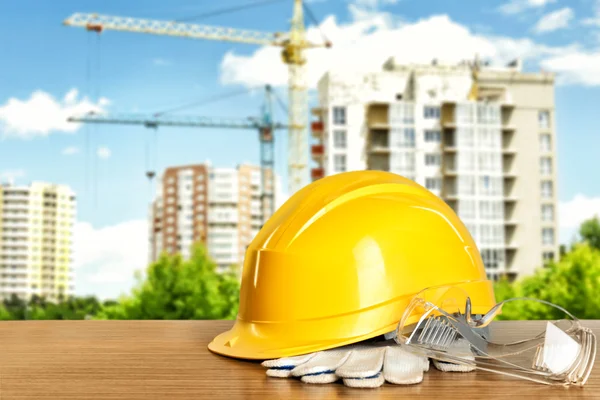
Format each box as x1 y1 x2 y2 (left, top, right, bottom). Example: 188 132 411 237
0 320 598 399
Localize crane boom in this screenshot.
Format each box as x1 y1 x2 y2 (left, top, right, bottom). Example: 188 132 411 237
68 108 285 222
67 113 288 130
63 13 282 46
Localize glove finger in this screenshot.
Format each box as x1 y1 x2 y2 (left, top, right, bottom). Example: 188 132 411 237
432 339 476 373
342 374 385 388
291 347 353 377
262 353 317 378
336 346 386 379
383 346 428 385
432 359 475 372
301 373 339 384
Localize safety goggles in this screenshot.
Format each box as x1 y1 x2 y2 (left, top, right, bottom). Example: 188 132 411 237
393 284 596 386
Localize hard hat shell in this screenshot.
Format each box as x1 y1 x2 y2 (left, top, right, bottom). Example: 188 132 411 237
208 171 495 360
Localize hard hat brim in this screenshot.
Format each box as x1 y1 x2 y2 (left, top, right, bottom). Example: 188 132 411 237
207 318 401 360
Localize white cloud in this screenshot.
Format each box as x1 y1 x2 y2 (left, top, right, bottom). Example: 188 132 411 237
0 169 25 184
74 220 148 299
582 0 600 26
559 194 600 243
97 146 111 159
220 13 575 88
0 89 109 139
354 0 399 7
533 7 574 33
498 0 556 15
62 146 80 155
220 7 600 88
540 51 600 85
153 58 172 66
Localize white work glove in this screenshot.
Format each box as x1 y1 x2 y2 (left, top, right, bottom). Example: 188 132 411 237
262 340 476 388
262 343 430 388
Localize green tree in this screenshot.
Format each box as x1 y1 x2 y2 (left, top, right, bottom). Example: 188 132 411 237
0 303 12 320
3 294 27 320
97 243 240 320
580 216 600 251
495 243 600 320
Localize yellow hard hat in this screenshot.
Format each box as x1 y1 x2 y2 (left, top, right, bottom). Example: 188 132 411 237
208 170 495 360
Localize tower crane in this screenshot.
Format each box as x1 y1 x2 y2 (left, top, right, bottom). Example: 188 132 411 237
63 0 331 195
68 86 286 221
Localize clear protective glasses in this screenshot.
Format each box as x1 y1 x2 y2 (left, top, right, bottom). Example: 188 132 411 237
393 285 596 386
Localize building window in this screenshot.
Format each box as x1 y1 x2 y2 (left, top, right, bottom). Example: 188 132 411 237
458 200 476 219
333 130 347 149
334 154 346 173
543 251 555 262
478 153 501 172
542 228 554 245
458 176 476 195
542 204 554 221
425 153 441 166
389 102 415 124
424 130 441 143
541 181 553 199
391 128 415 148
425 177 441 191
456 104 475 124
479 201 503 220
481 249 504 270
539 110 550 129
480 176 502 196
540 157 552 175
390 152 415 172
540 134 552 152
477 104 500 125
423 106 440 119
333 106 346 125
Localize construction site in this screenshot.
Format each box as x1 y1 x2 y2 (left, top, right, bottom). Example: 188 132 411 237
0 0 560 301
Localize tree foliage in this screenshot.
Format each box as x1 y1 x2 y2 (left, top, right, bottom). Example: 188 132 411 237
580 215 600 252
96 244 240 320
495 242 600 320
0 243 240 321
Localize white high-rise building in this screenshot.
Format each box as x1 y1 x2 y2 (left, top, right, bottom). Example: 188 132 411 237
0 182 76 301
149 163 281 271
310 58 559 281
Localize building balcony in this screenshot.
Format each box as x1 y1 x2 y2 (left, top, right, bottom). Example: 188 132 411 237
502 124 516 133
1 248 28 257
311 144 325 161
503 164 517 178
311 121 324 138
2 203 30 211
311 168 325 181
0 277 28 286
311 107 324 116
442 146 457 153
369 144 390 154
366 103 389 128
2 221 29 229
505 242 519 250
504 219 518 227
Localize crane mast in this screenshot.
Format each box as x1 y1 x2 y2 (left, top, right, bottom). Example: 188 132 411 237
63 0 330 195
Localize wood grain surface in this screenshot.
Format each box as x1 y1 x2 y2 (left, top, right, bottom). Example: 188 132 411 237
0 320 598 399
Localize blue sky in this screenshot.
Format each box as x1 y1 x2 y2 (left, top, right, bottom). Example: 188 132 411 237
1 0 600 299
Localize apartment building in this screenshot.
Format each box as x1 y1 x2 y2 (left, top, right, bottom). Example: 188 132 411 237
311 58 558 280
0 181 76 301
149 163 278 271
